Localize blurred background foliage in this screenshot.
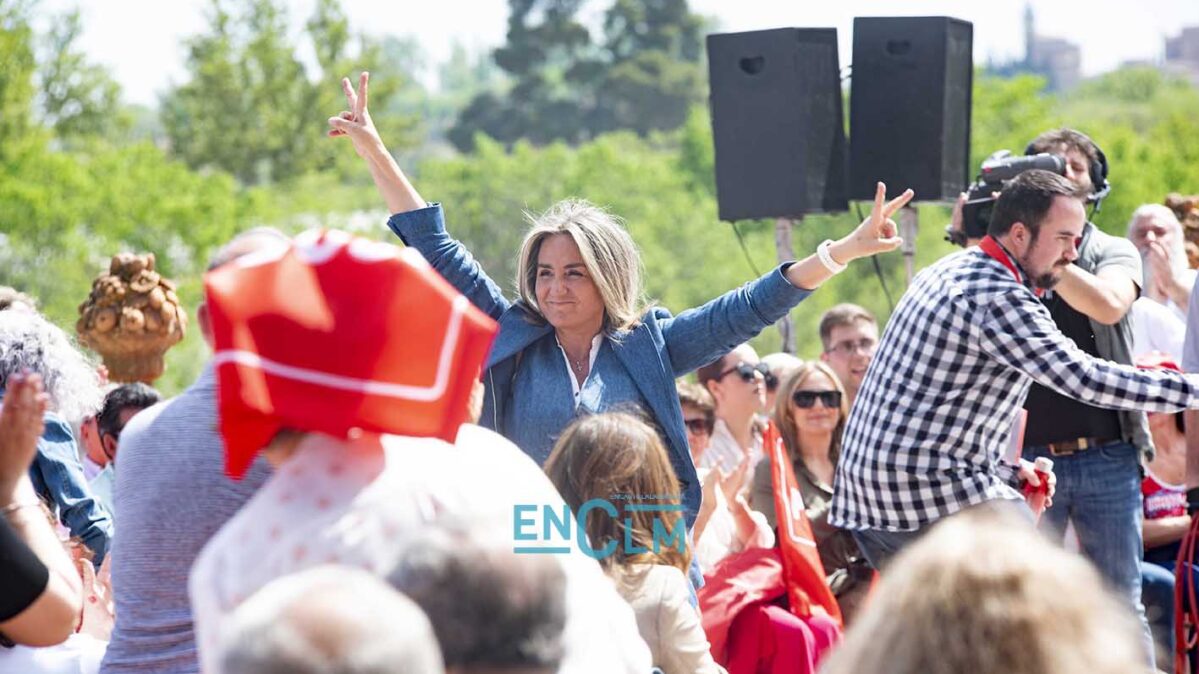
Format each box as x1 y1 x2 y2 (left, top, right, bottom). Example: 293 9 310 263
2 0 1199 395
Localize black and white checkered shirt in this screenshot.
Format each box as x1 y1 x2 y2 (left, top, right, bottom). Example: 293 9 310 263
830 247 1199 532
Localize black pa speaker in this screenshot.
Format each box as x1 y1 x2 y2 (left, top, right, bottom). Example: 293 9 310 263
849 16 973 202
707 28 848 221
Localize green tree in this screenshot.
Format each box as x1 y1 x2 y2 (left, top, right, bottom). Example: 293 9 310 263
449 0 707 150
392 41 504 152
161 0 412 185
591 0 706 135
162 0 313 184
0 0 37 161
37 9 125 141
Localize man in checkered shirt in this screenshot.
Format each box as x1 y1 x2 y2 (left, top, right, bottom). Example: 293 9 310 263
829 170 1199 570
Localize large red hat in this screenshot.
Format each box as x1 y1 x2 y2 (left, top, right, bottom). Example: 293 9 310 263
204 229 498 478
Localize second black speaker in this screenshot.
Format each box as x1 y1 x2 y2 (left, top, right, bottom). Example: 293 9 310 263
849 16 973 202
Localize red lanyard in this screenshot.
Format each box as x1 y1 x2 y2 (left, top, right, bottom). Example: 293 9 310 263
979 235 1041 297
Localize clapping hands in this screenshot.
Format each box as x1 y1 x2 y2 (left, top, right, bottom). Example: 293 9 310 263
0 373 48 499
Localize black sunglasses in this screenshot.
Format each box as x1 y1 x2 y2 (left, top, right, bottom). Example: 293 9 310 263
717 361 770 384
683 417 714 435
791 390 842 409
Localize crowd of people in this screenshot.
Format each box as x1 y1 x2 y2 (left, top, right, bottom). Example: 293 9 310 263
3 71 1199 674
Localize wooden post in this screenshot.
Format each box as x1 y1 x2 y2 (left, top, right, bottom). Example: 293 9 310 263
899 205 919 286
775 216 797 354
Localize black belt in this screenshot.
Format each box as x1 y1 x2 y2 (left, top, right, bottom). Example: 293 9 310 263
1043 436 1120 457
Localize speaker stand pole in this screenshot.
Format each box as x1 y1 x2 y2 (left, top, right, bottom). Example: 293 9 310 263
775 217 797 355
899 205 918 286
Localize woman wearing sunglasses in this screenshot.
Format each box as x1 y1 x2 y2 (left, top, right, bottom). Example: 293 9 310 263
329 71 913 535
750 361 872 623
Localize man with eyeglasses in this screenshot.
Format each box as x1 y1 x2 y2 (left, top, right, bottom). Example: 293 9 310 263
696 344 771 491
818 304 879 408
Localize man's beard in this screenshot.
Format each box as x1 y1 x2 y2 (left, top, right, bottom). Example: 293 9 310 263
1029 258 1072 289
1032 271 1061 289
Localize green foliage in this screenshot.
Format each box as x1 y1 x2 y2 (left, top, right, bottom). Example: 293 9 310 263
391 41 505 155
449 0 707 150
37 10 126 141
160 0 415 186
0 0 37 160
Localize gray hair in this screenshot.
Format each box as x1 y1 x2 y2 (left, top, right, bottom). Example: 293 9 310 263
0 286 37 313
1127 204 1181 237
0 310 102 424
220 565 444 674
515 199 648 332
1128 204 1187 269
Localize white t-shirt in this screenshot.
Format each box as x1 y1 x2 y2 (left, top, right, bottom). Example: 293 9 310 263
189 425 651 674
700 418 764 481
1131 297 1186 363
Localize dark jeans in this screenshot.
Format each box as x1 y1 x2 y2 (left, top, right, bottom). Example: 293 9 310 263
1023 441 1154 667
850 527 927 571
850 501 1034 571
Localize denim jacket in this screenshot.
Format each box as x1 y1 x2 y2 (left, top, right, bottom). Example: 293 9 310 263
388 204 813 523
28 411 114 564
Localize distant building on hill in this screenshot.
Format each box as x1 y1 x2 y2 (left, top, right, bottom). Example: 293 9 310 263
1164 26 1199 86
985 4 1081 92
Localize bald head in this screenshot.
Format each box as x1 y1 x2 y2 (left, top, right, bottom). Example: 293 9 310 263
206 227 290 272
220 566 444 674
199 228 290 347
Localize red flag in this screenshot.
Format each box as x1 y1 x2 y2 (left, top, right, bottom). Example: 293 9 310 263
204 229 498 479
764 420 843 627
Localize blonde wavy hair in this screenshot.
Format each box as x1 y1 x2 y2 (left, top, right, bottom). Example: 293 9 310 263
773 361 849 466
516 199 648 332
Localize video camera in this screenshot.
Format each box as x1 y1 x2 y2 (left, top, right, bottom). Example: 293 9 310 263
948 151 1067 244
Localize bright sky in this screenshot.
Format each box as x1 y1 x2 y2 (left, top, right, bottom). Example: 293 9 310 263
38 0 1199 107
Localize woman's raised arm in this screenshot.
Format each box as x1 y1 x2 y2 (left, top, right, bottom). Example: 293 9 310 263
327 72 426 215
329 72 511 319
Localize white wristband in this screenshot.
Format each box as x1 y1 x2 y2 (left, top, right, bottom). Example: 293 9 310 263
817 240 848 274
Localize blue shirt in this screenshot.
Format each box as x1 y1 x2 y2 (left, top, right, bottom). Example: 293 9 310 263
508 335 649 464
25 411 113 565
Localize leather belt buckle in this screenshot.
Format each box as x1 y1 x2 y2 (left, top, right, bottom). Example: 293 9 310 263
1047 442 1074 457
1046 436 1112 457
1047 438 1083 456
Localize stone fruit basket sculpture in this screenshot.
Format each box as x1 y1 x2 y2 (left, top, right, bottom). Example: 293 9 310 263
77 252 186 383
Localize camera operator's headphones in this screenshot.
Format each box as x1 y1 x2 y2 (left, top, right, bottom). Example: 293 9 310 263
1023 131 1111 208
